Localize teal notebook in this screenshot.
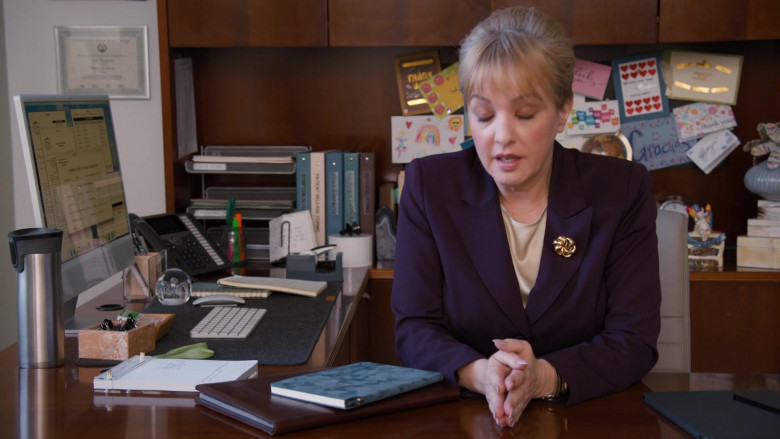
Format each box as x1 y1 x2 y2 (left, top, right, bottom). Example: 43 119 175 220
270 362 443 410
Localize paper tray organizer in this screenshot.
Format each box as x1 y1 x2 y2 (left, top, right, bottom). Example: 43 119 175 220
185 145 309 175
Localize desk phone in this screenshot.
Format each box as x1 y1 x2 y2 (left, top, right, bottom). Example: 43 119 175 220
130 212 231 276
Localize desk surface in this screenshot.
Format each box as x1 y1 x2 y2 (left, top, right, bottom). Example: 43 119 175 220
1 366 777 439
1 265 778 438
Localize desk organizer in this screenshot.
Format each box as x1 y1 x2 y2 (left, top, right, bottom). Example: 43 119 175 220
78 321 156 361
142 313 175 340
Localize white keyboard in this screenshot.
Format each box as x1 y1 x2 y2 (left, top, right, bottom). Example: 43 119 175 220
190 306 266 339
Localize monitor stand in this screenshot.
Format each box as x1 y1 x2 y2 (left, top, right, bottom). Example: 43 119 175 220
64 280 127 336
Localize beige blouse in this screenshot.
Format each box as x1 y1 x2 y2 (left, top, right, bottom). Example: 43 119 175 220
501 206 547 306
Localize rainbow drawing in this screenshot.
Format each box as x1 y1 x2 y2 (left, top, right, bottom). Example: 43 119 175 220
416 124 440 146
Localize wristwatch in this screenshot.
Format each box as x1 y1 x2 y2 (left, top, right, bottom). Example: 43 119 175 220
541 372 569 402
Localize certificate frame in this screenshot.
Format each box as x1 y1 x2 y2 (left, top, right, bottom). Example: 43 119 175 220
55 26 150 99
666 50 744 106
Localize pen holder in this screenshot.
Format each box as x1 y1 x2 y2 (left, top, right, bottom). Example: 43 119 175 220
123 250 166 303
220 225 246 274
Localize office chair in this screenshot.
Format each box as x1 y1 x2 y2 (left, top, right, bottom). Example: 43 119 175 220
651 209 691 373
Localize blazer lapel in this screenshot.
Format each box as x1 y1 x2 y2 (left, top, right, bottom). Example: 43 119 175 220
447 157 529 336
526 145 592 323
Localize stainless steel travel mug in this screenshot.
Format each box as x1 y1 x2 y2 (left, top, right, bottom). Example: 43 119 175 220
8 228 65 368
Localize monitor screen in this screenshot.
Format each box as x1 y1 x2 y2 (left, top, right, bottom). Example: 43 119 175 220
13 94 135 332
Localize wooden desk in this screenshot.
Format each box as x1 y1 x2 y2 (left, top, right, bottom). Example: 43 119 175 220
0 360 777 439
1 267 776 438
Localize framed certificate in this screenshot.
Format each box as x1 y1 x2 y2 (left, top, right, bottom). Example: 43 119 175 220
666 50 743 105
55 26 150 99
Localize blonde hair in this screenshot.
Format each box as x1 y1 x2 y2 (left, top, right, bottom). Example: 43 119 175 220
458 7 574 110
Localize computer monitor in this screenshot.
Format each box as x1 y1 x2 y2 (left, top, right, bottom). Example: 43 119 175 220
13 94 135 332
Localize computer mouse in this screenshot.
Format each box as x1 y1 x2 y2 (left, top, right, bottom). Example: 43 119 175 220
192 295 245 306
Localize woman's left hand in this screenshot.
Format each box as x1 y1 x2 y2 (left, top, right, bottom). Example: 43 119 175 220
491 338 558 427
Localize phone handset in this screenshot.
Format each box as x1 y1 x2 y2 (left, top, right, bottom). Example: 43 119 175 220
128 212 231 277
129 213 168 253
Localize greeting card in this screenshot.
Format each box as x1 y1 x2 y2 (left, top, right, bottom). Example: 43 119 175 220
612 53 670 122
572 58 612 100
673 102 737 142
391 115 465 164
394 51 441 115
566 100 620 136
622 116 694 171
686 130 740 174
666 50 743 105
419 63 463 119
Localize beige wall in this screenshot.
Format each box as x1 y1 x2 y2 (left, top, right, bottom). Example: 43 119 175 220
1 0 164 350
0 0 15 351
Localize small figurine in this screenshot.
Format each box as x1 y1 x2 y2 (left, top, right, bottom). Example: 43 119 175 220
687 203 713 242
686 203 726 270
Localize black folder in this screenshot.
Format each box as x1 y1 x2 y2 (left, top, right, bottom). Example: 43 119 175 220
643 390 780 439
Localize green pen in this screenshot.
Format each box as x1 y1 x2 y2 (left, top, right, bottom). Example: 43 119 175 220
226 197 236 225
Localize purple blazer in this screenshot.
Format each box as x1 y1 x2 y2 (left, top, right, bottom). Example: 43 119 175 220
391 144 661 405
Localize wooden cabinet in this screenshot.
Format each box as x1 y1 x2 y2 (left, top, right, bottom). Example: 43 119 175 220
366 274 402 366
166 0 327 47
689 270 780 373
659 0 780 42
492 0 658 45
330 0 658 47
329 0 488 47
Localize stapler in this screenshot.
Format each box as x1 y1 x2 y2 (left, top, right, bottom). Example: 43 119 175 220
286 245 343 282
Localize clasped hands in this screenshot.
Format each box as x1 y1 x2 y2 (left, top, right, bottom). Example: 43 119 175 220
459 338 557 428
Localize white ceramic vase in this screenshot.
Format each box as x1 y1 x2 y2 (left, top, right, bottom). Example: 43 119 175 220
744 159 780 201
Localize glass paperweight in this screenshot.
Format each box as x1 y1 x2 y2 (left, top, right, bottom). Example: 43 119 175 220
155 268 191 306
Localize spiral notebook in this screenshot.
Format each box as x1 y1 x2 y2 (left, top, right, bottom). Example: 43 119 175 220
93 355 258 393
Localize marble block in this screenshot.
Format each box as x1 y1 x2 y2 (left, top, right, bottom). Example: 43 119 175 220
78 321 156 361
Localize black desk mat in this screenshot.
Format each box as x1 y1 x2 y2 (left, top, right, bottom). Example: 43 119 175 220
77 282 340 367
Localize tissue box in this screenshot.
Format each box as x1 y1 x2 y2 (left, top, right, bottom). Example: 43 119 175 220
78 321 156 361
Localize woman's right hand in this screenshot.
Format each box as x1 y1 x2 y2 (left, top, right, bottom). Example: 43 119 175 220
457 351 528 427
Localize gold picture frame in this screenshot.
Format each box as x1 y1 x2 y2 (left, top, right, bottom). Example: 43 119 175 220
394 51 441 115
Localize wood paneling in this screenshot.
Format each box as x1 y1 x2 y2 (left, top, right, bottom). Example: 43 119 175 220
329 0 489 47
167 0 327 47
492 0 658 45
659 0 780 42
690 280 780 373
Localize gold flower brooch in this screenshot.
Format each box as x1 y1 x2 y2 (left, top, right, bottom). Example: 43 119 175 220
553 236 576 258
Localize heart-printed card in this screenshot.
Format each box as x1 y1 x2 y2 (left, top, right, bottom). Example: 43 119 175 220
612 53 670 122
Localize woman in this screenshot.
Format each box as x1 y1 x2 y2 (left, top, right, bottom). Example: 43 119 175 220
391 6 661 428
